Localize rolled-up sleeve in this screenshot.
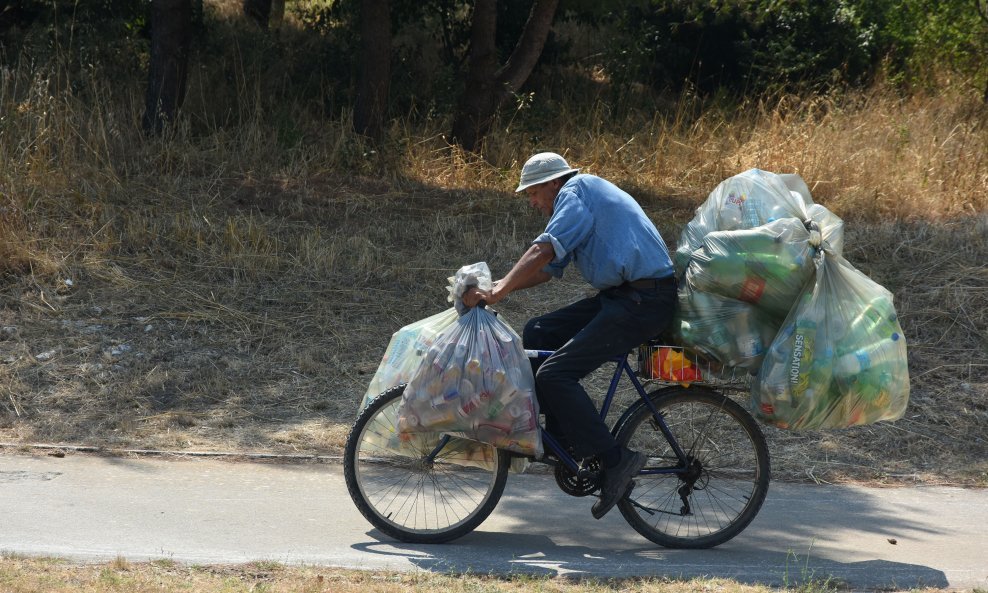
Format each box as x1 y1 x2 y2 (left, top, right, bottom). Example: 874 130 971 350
540 192 592 262
532 236 569 278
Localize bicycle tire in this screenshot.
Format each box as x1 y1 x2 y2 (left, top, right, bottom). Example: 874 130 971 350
615 386 770 549
343 384 510 544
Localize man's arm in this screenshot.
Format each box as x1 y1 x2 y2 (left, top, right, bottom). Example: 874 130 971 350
463 242 555 307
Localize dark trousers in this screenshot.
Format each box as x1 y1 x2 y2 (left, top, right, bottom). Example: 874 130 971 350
523 284 677 459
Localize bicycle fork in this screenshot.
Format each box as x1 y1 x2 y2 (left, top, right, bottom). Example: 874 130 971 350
422 434 452 467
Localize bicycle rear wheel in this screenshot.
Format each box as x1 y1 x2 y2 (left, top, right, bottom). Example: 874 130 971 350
615 386 770 549
343 384 510 544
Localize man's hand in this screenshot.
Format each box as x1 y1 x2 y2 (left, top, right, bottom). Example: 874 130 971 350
459 243 554 310
462 284 498 309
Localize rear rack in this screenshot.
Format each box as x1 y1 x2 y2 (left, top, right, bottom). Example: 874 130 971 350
635 343 751 390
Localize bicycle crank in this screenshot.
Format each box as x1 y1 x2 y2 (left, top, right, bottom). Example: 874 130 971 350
554 458 601 497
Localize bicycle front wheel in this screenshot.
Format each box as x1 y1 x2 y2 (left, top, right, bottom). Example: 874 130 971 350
343 384 510 544
616 386 770 549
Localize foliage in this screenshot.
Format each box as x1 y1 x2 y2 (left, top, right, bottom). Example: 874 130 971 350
588 0 987 97
0 0 983 133
1 0 149 60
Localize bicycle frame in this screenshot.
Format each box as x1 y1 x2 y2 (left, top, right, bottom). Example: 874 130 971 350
524 349 691 477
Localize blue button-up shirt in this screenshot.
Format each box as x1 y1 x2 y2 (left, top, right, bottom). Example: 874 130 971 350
535 174 674 289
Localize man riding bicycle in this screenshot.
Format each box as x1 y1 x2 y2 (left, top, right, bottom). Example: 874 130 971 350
462 152 678 519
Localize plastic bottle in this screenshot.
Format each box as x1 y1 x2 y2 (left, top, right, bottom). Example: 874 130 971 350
490 368 507 389
835 349 872 376
742 193 762 228
747 251 804 280
718 191 745 230
712 320 739 363
512 413 535 434
458 394 481 418
508 401 534 432
849 369 893 408
420 407 456 428
442 366 462 387
715 226 785 253
834 333 901 376
806 345 834 412
464 357 483 388
736 333 766 363
764 375 792 406
690 251 749 294
737 274 768 305
486 388 518 419
731 307 766 363
849 295 897 336
430 342 458 376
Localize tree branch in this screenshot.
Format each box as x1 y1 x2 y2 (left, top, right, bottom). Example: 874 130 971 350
495 0 560 95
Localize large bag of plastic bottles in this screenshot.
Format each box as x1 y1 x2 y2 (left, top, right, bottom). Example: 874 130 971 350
676 285 780 372
360 263 496 410
360 308 460 410
674 169 838 272
686 218 819 320
751 251 910 429
393 263 542 457
673 168 909 429
674 169 839 371
397 306 542 456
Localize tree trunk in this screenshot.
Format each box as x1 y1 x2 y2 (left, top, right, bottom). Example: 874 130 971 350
270 0 285 29
451 0 498 152
142 0 192 135
451 0 559 152
243 0 272 29
354 0 391 139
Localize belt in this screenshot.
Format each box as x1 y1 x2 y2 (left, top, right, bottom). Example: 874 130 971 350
625 276 677 290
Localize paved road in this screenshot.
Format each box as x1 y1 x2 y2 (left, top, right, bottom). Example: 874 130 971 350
1 453 985 590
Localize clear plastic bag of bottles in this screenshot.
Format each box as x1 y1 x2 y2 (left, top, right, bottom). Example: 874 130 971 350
675 169 824 274
360 308 460 411
675 283 781 372
751 251 910 429
361 262 498 411
686 218 818 320
397 305 542 457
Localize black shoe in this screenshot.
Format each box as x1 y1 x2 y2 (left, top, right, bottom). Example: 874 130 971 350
591 449 647 519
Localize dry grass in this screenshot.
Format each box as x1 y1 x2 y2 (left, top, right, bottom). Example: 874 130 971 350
2 554 941 593
0 23 986 488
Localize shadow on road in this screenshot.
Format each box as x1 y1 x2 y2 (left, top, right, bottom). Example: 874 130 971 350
352 534 948 589
349 478 952 589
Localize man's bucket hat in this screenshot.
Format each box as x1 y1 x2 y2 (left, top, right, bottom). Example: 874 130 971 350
515 152 580 192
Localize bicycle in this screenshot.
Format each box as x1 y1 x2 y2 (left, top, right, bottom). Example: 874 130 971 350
343 342 770 549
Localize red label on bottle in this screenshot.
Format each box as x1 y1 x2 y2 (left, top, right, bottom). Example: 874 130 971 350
740 277 766 304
